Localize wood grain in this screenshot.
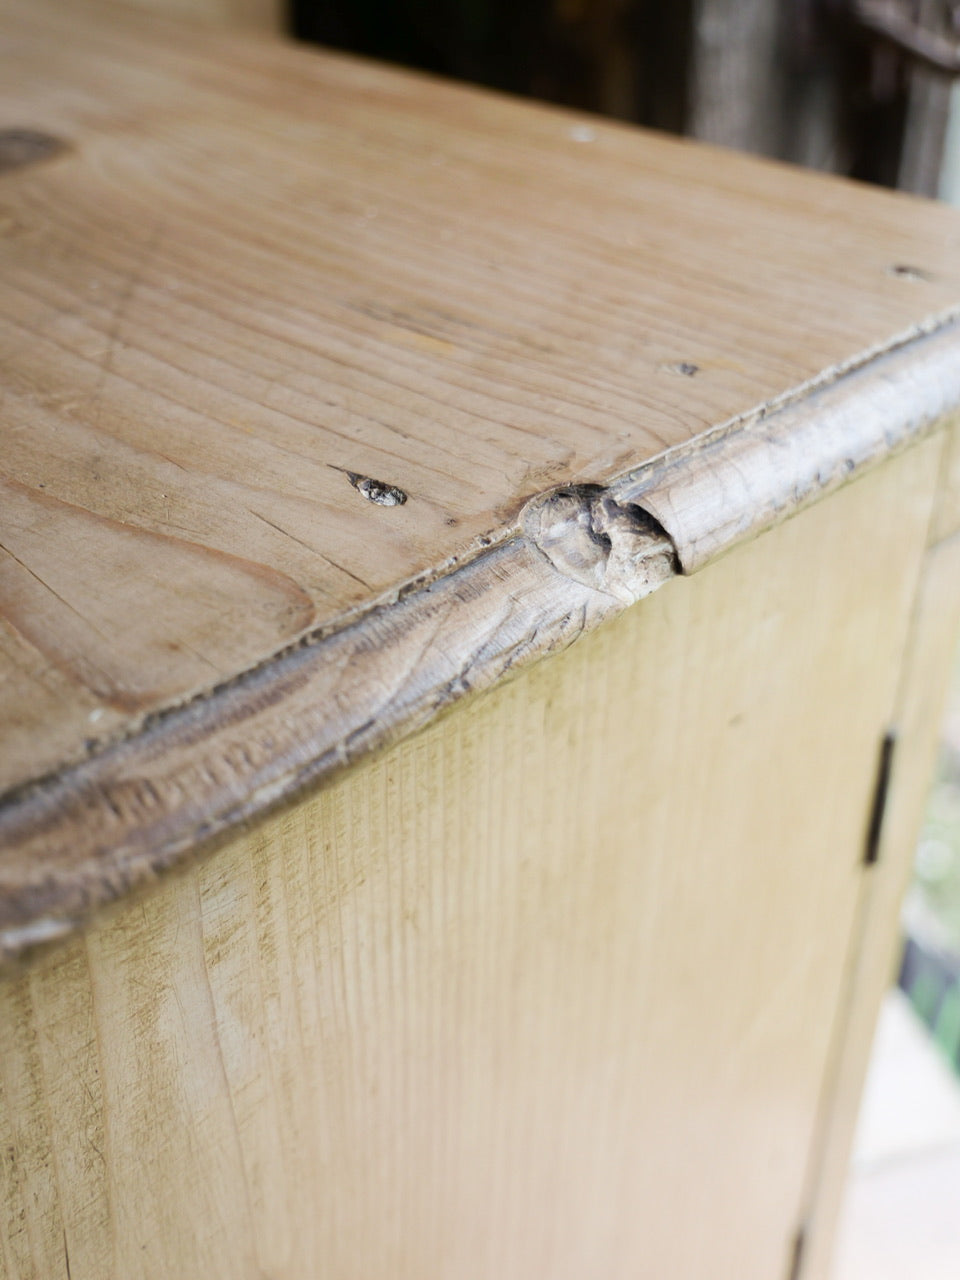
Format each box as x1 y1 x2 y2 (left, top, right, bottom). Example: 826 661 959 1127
6 315 960 957
0 507 675 961
4 0 960 818
617 318 960 572
120 0 280 30
0 443 941 1279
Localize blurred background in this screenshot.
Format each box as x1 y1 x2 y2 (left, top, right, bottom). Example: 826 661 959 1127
291 0 960 197
292 3 960 1274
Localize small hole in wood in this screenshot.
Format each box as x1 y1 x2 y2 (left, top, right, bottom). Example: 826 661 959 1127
0 129 68 174
662 361 699 377
888 263 932 282
346 471 407 507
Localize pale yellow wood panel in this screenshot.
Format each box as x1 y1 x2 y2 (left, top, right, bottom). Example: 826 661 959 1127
930 412 960 543
3 0 960 797
0 941 108 1280
798 529 960 1280
0 443 941 1279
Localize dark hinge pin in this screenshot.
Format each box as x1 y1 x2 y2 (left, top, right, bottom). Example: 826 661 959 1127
787 1225 806 1280
865 731 897 866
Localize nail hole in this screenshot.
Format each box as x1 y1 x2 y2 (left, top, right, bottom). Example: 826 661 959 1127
0 129 68 174
346 471 407 507
662 361 699 377
888 263 932 282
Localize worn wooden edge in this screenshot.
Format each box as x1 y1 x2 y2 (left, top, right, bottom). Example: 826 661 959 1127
616 313 960 572
0 522 677 962
3 315 960 963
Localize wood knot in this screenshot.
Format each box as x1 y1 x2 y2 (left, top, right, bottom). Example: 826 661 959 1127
521 484 677 604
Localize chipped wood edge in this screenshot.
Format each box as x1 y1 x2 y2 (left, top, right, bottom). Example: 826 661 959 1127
616 316 960 573
2 318 960 963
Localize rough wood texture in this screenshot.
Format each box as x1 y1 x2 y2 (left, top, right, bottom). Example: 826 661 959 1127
4 0 960 950
0 514 675 961
6 317 960 959
0 445 942 1280
617 319 960 572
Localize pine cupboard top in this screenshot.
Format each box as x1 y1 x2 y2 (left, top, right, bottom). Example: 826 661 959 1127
3 0 960 957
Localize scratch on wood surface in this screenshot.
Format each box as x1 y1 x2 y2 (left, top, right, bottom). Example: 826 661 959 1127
89 220 165 422
248 510 372 589
0 536 117 648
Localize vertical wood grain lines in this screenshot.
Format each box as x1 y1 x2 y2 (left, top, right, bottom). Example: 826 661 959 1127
0 447 944 1279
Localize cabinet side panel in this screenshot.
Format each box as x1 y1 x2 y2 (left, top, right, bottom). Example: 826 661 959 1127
0 441 942 1280
799 529 960 1280
930 412 960 544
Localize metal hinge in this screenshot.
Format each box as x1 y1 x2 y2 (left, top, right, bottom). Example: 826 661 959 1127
864 730 898 866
